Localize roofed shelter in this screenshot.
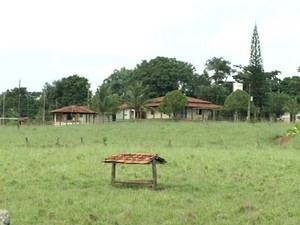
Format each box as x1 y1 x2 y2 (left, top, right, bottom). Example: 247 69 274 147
104 153 167 188
50 105 97 126
145 96 222 120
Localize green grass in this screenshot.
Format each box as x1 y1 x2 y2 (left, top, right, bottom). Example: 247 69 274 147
0 121 300 224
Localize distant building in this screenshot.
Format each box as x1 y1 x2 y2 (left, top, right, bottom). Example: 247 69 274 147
116 96 222 121
233 82 243 92
50 105 97 126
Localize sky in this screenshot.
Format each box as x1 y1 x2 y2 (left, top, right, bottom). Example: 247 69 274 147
0 0 299 94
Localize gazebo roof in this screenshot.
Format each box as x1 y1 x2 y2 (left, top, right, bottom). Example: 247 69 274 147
49 105 97 114
103 153 167 164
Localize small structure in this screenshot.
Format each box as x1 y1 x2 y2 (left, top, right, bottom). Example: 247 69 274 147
50 105 97 126
103 153 166 188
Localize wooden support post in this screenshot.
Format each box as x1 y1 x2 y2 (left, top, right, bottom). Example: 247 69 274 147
111 163 116 185
152 160 157 188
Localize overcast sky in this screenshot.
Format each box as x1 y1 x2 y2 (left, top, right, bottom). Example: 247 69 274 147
0 0 299 93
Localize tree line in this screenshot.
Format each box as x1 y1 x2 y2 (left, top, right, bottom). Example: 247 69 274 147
1 25 300 123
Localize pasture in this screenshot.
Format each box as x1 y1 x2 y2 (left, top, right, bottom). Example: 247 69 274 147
0 121 300 224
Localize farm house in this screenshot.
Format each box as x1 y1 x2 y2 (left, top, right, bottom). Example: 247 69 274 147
50 105 98 126
145 96 222 120
116 96 222 121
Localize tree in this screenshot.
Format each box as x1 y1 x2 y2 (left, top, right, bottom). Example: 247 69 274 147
103 67 133 96
124 81 149 120
205 57 232 84
158 90 188 118
132 56 197 98
266 92 290 121
93 84 121 122
45 75 90 109
249 24 264 70
279 76 300 100
233 24 281 119
224 89 249 121
283 96 300 123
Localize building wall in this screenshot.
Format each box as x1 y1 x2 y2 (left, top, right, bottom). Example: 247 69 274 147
52 113 96 125
116 109 136 120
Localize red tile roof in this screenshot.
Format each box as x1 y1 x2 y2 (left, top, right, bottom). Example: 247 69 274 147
50 105 97 114
146 96 222 109
103 153 167 164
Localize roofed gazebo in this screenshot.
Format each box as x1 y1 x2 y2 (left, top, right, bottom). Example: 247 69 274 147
50 105 97 126
103 153 167 188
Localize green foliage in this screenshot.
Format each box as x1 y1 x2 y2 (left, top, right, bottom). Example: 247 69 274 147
158 90 188 118
286 122 300 136
249 24 264 70
266 92 290 120
125 81 149 119
283 97 300 123
205 57 232 84
1 88 41 119
279 76 300 100
93 84 121 122
224 90 249 119
132 56 197 98
103 67 133 96
45 74 90 109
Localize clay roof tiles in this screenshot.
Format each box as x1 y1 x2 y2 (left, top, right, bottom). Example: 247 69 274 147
50 105 97 114
103 153 167 164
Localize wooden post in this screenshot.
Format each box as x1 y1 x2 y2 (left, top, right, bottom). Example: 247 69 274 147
152 160 157 188
111 163 116 185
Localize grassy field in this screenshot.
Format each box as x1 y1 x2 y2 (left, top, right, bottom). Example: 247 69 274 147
0 121 299 224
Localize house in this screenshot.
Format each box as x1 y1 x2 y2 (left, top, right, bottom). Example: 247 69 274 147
145 96 222 120
49 105 98 126
116 96 222 121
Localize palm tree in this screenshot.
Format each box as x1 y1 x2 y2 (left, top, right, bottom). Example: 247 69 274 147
284 96 300 123
125 81 149 120
205 57 232 84
94 84 120 122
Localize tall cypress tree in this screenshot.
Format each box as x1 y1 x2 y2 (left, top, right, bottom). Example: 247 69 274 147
249 24 264 71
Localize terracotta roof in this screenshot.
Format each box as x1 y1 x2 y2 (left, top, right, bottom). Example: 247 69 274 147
103 153 167 164
49 105 97 114
146 96 222 109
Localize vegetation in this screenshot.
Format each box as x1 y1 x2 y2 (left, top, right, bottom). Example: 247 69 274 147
1 25 299 122
0 121 299 224
224 90 249 121
158 90 188 118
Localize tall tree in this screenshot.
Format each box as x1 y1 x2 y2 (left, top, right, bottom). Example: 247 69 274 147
233 24 281 119
44 75 90 109
283 96 300 123
132 56 197 98
103 67 133 96
205 57 232 84
249 24 264 70
93 84 121 122
124 81 149 120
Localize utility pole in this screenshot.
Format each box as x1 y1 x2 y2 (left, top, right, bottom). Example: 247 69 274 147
43 89 46 125
86 84 90 107
18 79 21 118
2 93 5 125
247 83 251 122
